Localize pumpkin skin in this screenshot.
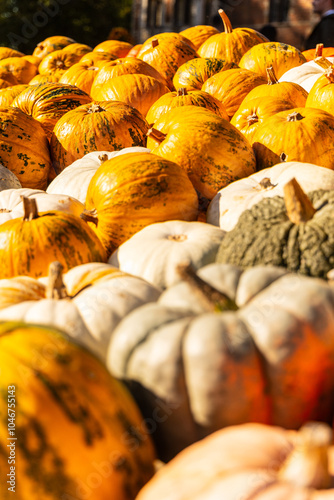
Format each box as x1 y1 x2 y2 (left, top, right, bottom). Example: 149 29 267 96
61 42 92 57
136 421 334 500
11 82 92 141
28 73 60 85
84 151 199 256
38 49 83 78
305 66 334 116
230 96 294 143
146 106 257 200
179 25 220 51
0 84 27 106
107 262 334 461
207 161 334 231
239 42 307 79
58 60 105 94
0 47 25 59
201 67 266 119
0 321 156 500
90 73 170 117
0 205 107 278
0 106 51 189
0 68 18 88
50 101 150 173
93 40 133 58
172 57 238 91
278 55 334 92
32 35 76 59
109 220 225 289
79 50 117 65
216 186 334 279
0 261 161 361
197 9 268 63
0 56 38 84
146 87 229 124
252 107 334 170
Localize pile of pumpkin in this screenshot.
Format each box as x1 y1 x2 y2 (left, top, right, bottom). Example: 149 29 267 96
2 8 334 499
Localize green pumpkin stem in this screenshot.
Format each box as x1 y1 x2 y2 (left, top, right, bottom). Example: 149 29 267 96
176 262 238 312
278 421 332 489
46 261 68 300
21 196 38 221
283 178 316 224
218 9 233 33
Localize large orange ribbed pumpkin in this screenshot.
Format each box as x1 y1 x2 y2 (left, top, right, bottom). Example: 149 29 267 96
32 35 76 59
50 101 150 172
83 151 199 255
58 60 105 94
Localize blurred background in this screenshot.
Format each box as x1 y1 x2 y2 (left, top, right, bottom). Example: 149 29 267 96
0 0 318 52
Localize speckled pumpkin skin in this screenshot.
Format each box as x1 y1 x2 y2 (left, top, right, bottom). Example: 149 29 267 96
32 35 76 59
216 189 334 278
0 322 156 500
173 57 238 91
0 210 107 279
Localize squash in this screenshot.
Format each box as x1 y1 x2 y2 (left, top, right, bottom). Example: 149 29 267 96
0 260 161 361
302 42 334 60
11 82 92 141
305 66 334 115
61 42 92 57
58 60 105 95
109 220 225 289
216 178 334 279
197 9 268 63
0 68 18 88
0 164 21 190
38 49 83 78
0 197 107 278
0 321 156 500
50 101 149 173
0 47 25 59
146 87 228 124
172 57 238 91
146 106 257 200
83 151 199 256
239 42 307 79
278 54 334 92
136 421 334 500
252 108 334 170
179 25 220 51
0 106 51 189
106 261 334 460
0 56 38 84
79 50 117 65
0 84 28 106
207 161 334 231
28 73 60 85
93 40 134 58
32 35 76 59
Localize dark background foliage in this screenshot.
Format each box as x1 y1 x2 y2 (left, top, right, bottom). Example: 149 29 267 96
0 0 133 53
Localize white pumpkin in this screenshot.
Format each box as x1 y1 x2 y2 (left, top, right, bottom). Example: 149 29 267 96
206 161 334 231
109 220 226 289
278 56 334 92
0 164 22 191
0 187 84 224
46 147 151 202
0 261 161 361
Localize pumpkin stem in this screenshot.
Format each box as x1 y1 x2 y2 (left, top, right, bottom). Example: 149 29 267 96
266 65 279 84
147 127 167 143
98 153 109 163
152 39 159 48
176 262 238 312
46 261 68 300
177 87 188 96
314 43 324 58
21 196 38 221
283 178 316 224
80 208 98 226
259 177 276 189
278 421 332 489
287 111 304 122
218 9 233 33
314 56 333 70
324 66 334 83
246 112 258 125
87 102 104 113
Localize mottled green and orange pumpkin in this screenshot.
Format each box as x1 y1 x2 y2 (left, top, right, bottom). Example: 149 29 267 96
0 321 156 500
173 57 238 91
50 101 150 173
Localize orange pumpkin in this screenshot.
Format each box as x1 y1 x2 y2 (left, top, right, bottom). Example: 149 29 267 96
59 60 105 94
28 73 60 85
0 197 107 279
79 50 117 65
197 9 268 63
0 47 25 59
0 69 18 88
83 151 199 255
0 84 27 106
50 101 150 172
38 49 82 78
0 57 38 84
180 25 220 50
0 106 51 189
61 42 92 57
11 82 92 141
32 35 76 59
305 66 334 116
173 57 238 91
93 40 133 58
302 42 334 61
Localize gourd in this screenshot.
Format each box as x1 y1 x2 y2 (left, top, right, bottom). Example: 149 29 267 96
305 65 334 115
0 321 156 500
93 39 134 58
279 52 334 92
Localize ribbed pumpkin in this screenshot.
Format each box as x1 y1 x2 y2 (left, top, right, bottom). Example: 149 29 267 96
50 101 150 173
0 47 25 59
28 73 60 85
201 67 266 119
239 42 307 79
0 68 18 88
32 35 76 59
61 42 92 57
0 321 156 500
230 96 294 143
146 106 257 200
11 82 92 140
137 35 198 90
93 40 133 58
197 9 268 63
2 84 37 105
252 107 334 170
302 42 334 61
278 54 334 92
240 65 308 107
38 49 82 78
90 57 168 97
58 60 105 94
173 57 238 91
0 106 51 189
83 151 199 256
146 87 228 124
0 57 38 84
180 25 220 50
305 66 334 116
0 197 107 279
79 50 117 65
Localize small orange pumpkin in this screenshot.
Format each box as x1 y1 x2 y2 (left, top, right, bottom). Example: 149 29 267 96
173 57 238 91
32 35 76 59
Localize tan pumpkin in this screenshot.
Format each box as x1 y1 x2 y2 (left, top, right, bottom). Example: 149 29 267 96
173 57 238 91
50 101 150 172
83 151 199 255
